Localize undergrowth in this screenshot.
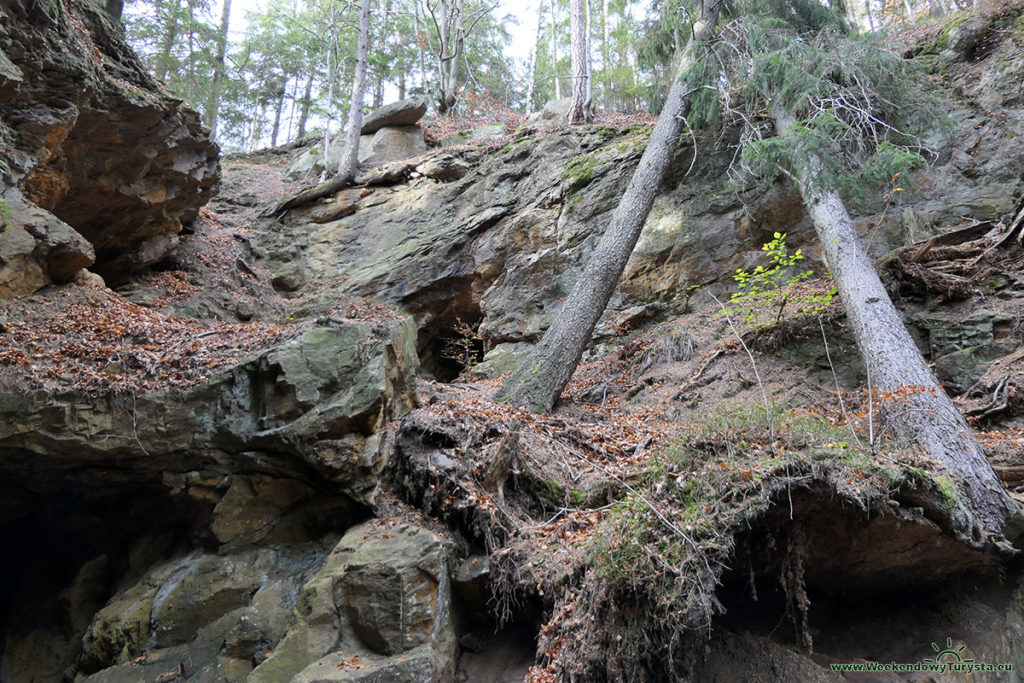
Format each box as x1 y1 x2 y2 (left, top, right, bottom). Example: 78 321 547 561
523 405 953 680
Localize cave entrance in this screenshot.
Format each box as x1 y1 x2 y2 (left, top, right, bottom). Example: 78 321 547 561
408 277 487 382
0 481 194 680
707 490 1007 675
428 324 485 382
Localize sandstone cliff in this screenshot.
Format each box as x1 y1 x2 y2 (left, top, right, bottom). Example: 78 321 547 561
0 4 1023 683
0 0 219 295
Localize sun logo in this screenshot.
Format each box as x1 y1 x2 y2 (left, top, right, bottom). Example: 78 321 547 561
923 637 974 664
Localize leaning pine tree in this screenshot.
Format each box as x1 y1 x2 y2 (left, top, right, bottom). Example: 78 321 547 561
496 0 723 411
716 5 1020 542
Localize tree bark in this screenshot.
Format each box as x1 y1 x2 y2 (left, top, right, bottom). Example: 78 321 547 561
568 0 592 123
601 0 609 106
525 0 543 113
549 0 560 100
270 78 287 148
774 107 1021 542
321 0 339 174
155 0 180 82
104 0 123 21
296 70 315 140
495 1 721 413
206 0 231 140
337 0 373 184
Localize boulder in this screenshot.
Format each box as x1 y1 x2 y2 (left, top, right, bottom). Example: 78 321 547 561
287 146 324 180
0 315 420 507
288 127 428 179
0 187 94 298
78 543 331 677
250 523 457 683
439 123 508 147
358 126 428 168
0 0 220 283
945 17 988 60
416 154 471 182
338 524 452 655
524 98 572 129
360 97 429 135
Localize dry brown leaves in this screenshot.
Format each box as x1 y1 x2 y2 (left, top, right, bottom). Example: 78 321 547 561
327 299 406 324
0 284 304 396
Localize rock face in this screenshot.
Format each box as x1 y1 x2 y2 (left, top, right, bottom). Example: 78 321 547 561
0 313 420 681
439 123 508 147
264 20 1024 381
0 0 220 286
266 124 799 378
0 187 95 298
360 97 429 135
248 522 457 683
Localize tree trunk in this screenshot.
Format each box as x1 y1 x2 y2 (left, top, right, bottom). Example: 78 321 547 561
270 78 287 148
206 0 232 140
296 70 314 139
337 0 372 184
585 0 593 112
774 107 1021 542
413 0 428 92
525 0 543 113
550 0 560 100
373 69 384 108
568 0 591 123
321 0 339 174
104 0 123 21
155 0 179 82
601 0 609 106
185 0 197 99
495 2 721 412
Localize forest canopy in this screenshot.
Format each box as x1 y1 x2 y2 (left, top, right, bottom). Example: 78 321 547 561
117 0 973 151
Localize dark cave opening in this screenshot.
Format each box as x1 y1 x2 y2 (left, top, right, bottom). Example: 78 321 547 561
417 304 486 383
708 491 1011 673
428 329 486 382
0 477 205 677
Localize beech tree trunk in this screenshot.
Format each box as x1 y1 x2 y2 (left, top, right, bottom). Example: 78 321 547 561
337 0 372 184
774 108 1021 542
568 0 591 123
496 1 721 412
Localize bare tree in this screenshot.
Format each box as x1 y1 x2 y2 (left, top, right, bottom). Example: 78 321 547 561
496 0 722 412
550 0 561 99
423 0 494 114
525 0 544 113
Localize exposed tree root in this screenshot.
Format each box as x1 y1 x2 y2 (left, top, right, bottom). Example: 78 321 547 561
385 395 1016 681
